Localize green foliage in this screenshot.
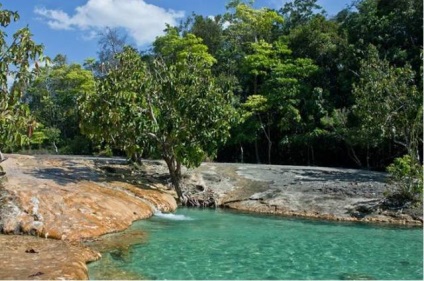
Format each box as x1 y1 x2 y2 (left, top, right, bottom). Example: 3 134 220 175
287 15 349 108
243 95 268 114
341 0 422 72
148 57 235 168
153 27 216 67
5 0 420 172
352 45 422 157
29 129 47 147
25 55 95 154
79 46 148 157
263 50 318 132
243 37 318 125
387 155 423 204
280 0 325 31
226 1 284 43
80 32 235 199
218 1 285 98
0 4 44 152
181 13 224 58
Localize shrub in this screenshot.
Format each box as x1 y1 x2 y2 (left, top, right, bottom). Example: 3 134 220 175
386 155 423 205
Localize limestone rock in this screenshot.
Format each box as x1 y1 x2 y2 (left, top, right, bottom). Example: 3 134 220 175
0 154 177 241
0 234 100 280
182 163 422 226
0 154 178 280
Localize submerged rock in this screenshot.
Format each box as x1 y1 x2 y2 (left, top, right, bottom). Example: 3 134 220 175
340 272 376 280
0 234 100 280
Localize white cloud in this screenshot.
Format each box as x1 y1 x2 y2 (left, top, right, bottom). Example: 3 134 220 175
34 0 185 46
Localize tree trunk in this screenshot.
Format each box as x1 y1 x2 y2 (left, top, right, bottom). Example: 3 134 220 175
258 114 272 164
52 142 58 154
164 156 183 201
366 143 370 169
267 125 272 165
267 139 272 165
254 139 261 164
307 146 310 166
346 143 362 167
240 144 244 163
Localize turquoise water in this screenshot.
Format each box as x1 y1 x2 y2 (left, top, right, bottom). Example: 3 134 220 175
88 208 423 280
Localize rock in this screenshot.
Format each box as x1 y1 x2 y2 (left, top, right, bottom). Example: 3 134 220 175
28 271 44 278
84 227 148 260
0 154 178 279
181 163 422 226
340 272 376 280
25 248 39 254
1 155 177 241
0 234 100 280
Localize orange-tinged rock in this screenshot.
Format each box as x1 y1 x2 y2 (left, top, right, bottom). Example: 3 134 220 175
0 234 100 280
1 154 177 241
0 154 178 280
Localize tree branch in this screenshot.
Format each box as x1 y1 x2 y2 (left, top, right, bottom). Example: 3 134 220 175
147 132 160 143
146 91 158 127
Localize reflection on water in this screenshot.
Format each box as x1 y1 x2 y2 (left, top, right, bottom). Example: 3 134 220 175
89 208 423 280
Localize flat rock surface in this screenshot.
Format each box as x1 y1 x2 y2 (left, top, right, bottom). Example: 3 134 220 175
0 154 177 280
0 234 99 280
0 154 176 240
184 163 423 225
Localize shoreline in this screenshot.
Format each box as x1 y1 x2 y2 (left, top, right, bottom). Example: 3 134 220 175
0 154 422 279
220 204 423 227
182 162 423 226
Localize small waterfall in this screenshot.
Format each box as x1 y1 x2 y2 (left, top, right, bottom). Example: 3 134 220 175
135 195 193 221
153 211 194 221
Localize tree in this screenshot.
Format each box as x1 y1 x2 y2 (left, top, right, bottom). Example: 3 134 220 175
83 27 130 76
98 27 128 64
25 55 95 154
79 47 150 161
79 32 235 202
287 15 349 106
353 45 422 163
279 0 325 32
0 4 44 161
181 13 224 59
227 1 283 43
242 38 318 164
340 0 422 75
241 94 270 163
221 1 284 98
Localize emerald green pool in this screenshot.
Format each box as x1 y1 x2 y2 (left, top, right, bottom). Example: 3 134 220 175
88 208 423 280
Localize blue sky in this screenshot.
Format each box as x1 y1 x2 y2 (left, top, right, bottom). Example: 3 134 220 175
2 0 352 64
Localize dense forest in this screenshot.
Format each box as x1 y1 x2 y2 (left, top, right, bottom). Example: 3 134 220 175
1 0 422 201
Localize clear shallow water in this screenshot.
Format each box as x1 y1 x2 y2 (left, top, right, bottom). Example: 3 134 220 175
88 208 423 280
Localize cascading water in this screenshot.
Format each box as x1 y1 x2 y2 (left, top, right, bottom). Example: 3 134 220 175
134 194 193 220
153 210 194 221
